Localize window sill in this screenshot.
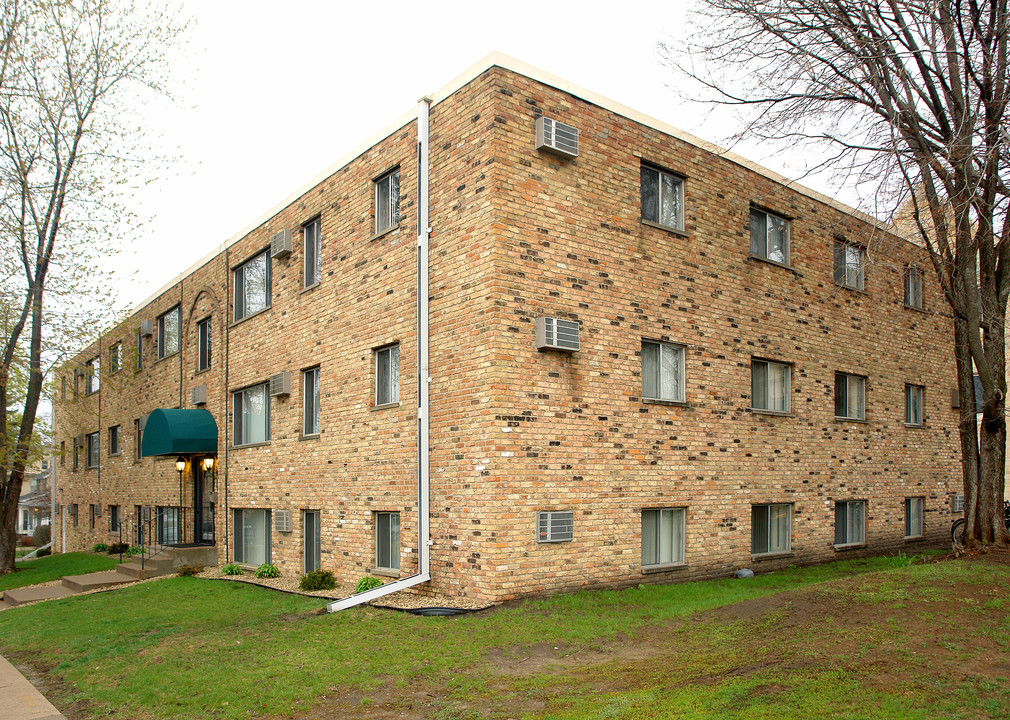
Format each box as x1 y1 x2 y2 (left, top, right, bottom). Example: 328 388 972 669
642 398 690 408
230 305 272 329
369 222 400 242
371 567 400 578
904 534 925 542
751 408 795 418
85 465 98 471
299 433 321 441
641 218 688 237
86 390 99 397
904 422 927 429
155 350 180 365
372 401 400 412
834 282 867 295
642 562 688 574
903 304 928 314
746 255 801 276
834 416 868 424
232 441 271 450
300 282 321 295
109 451 121 457
195 367 211 376
751 551 794 561
833 542 866 552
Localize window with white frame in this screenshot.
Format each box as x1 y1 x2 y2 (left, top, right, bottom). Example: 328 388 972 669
375 168 400 234
86 356 100 394
234 251 271 321
749 208 790 265
110 342 122 373
303 218 321 287
904 266 923 309
158 306 181 359
108 425 120 455
751 359 791 413
197 318 211 372
905 497 924 538
375 511 400 571
834 372 865 420
86 432 99 468
233 383 270 446
752 503 791 554
375 345 399 406
234 508 271 565
158 506 180 544
905 384 924 425
303 367 320 436
641 340 685 402
834 500 865 546
642 507 686 567
833 241 865 290
640 164 684 231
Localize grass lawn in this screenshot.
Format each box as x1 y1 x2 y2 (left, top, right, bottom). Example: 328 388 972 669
0 551 1008 719
1 552 118 592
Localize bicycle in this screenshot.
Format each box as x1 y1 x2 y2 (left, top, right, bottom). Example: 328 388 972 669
950 500 1010 544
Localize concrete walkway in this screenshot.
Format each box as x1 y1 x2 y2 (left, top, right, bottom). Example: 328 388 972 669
0 654 67 720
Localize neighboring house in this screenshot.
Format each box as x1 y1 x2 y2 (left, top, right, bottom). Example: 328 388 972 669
17 460 51 536
52 54 962 603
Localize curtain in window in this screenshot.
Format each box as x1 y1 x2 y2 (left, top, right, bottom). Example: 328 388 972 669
659 172 679 228
766 214 787 263
238 509 269 566
642 508 684 566
242 254 268 316
767 504 790 553
640 166 658 223
377 512 400 570
242 385 267 444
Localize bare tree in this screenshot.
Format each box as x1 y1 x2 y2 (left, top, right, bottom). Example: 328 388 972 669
665 0 1010 547
0 0 184 574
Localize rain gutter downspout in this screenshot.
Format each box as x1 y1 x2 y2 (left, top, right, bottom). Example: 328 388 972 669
328 96 432 612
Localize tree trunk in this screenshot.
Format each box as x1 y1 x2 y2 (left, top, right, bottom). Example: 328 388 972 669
0 468 23 574
953 311 981 541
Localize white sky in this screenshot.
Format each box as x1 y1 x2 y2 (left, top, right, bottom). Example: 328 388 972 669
114 0 841 311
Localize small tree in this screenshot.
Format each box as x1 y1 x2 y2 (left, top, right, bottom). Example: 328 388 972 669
0 0 185 574
669 0 1010 546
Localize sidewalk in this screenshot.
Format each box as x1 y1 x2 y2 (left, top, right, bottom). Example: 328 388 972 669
0 654 67 720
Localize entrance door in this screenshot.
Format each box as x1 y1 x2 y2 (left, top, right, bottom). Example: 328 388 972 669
193 461 215 543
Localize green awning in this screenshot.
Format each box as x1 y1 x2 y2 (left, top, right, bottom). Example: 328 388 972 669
141 408 218 457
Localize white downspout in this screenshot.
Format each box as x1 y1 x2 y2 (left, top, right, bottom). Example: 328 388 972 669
328 97 432 612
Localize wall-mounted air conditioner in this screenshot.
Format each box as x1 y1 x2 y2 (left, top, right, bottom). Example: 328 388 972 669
269 371 291 397
140 319 153 337
535 116 579 158
536 317 580 352
191 384 208 406
274 509 292 533
536 510 574 543
270 229 293 259
74 434 84 447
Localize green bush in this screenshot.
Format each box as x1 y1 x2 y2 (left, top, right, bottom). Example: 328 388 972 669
254 563 280 579
107 542 129 554
299 569 336 592
220 563 244 576
36 548 51 557
124 546 143 557
92 543 109 553
32 524 51 546
355 576 383 594
176 563 204 577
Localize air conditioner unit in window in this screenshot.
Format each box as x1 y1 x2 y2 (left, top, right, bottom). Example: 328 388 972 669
269 371 291 397
191 384 208 406
140 319 153 337
270 229 293 259
536 510 574 543
535 116 579 158
536 316 580 352
274 509 292 533
74 434 84 447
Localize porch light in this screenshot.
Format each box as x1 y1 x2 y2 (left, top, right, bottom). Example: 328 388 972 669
175 456 186 473
202 456 215 472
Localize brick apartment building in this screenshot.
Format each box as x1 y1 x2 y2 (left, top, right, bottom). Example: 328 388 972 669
52 54 962 604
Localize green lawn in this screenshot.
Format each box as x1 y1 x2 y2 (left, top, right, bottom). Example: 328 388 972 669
0 551 1007 719
1 552 118 592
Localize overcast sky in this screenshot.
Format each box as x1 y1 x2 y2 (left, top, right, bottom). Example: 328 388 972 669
114 0 836 311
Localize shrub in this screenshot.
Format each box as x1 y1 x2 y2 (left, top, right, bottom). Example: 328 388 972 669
254 563 280 579
124 546 144 557
36 548 51 557
220 563 244 576
176 563 204 577
300 569 336 592
32 524 50 546
355 576 383 594
107 542 129 554
19 536 34 547
92 543 109 553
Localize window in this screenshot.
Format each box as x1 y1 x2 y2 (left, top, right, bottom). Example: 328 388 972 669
904 266 923 309
109 505 121 533
834 500 865 546
640 164 684 231
90 504 97 530
833 241 865 290
60 440 65 466
536 510 575 543
134 418 143 460
303 218 321 287
751 359 791 413
61 376 66 401
73 444 79 471
375 168 400 234
109 342 122 373
749 208 790 265
86 356 100 394
304 510 320 573
108 425 121 455
905 384 925 425
233 508 271 565
158 507 180 544
234 251 271 321
303 367 320 436
375 345 399 406
905 497 924 538
375 511 400 571
752 503 791 555
136 328 143 370
197 318 211 372
233 383 270 446
158 306 181 359
834 372 865 420
642 508 685 567
641 341 685 402
86 432 99 468
70 503 78 528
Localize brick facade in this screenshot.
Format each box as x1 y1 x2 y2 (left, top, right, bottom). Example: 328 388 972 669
52 56 961 603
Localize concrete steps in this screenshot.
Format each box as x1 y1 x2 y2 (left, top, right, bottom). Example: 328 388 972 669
2 584 76 607
62 570 135 593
